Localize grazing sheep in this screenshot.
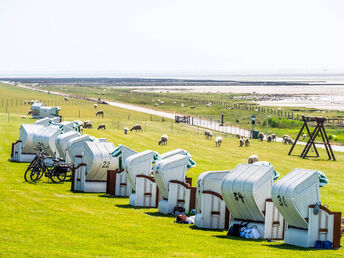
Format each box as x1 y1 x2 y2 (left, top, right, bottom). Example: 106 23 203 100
245 138 250 147
96 110 104 117
215 136 222 147
97 124 106 130
239 138 244 147
190 106 195 109
282 135 291 144
181 103 184 107
160 101 164 104
258 132 265 141
206 103 211 108
302 134 307 140
158 134 168 145
248 155 258 164
267 135 272 142
24 100 27 105
204 130 213 139
173 102 177 105
27 110 33 115
154 103 158 107
83 120 93 129
21 116 26 119
130 124 143 132
64 97 69 101
271 134 276 141
284 137 293 145
124 127 128 134
236 134 241 139
94 104 98 109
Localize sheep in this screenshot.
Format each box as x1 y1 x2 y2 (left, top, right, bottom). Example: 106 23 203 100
215 136 222 147
130 124 143 132
239 138 244 147
96 110 104 117
97 124 106 130
173 102 177 105
284 137 293 145
248 155 258 164
271 134 276 141
245 138 250 147
124 127 128 134
302 134 307 140
94 104 98 109
160 101 164 104
267 135 272 142
282 135 291 144
190 106 195 109
258 132 265 141
236 134 241 139
24 100 27 105
27 110 33 115
181 103 184 107
21 116 26 119
83 120 93 129
204 130 213 139
154 103 158 107
158 134 168 145
64 97 69 101
206 103 211 108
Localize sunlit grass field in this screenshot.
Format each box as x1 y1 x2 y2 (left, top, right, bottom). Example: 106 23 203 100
0 83 343 257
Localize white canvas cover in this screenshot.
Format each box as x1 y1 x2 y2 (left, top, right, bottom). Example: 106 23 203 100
34 117 61 126
83 141 117 181
31 125 63 156
196 170 231 213
194 170 231 229
39 106 60 118
31 102 43 118
152 154 188 199
55 131 80 159
221 163 275 222
66 134 92 164
271 169 320 229
125 150 155 191
19 124 46 154
160 149 185 160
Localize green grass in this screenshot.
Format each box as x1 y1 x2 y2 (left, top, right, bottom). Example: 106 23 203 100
0 83 343 257
34 84 344 143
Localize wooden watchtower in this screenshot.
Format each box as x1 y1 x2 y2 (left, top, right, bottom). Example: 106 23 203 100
288 116 335 160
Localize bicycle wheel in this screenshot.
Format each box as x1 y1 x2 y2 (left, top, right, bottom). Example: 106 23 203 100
25 163 41 182
26 155 39 171
30 165 44 182
50 168 67 183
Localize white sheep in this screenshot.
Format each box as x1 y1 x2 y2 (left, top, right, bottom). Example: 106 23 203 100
248 155 258 164
94 104 98 109
302 134 307 140
215 136 222 147
204 130 213 139
154 103 158 107
206 103 211 108
159 134 168 145
160 101 164 104
173 101 177 105
124 127 128 134
258 132 265 141
270 134 276 141
239 138 244 147
245 138 250 147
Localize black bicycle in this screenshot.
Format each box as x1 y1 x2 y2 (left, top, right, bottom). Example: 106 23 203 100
24 148 71 183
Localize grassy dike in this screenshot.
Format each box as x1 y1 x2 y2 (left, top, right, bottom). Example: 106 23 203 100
0 83 343 257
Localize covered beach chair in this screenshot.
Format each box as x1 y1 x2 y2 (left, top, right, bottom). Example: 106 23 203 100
221 163 284 240
72 141 117 193
271 169 341 248
106 144 138 197
34 117 61 126
31 102 44 119
125 150 158 207
153 154 196 215
194 170 231 230
55 131 81 160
